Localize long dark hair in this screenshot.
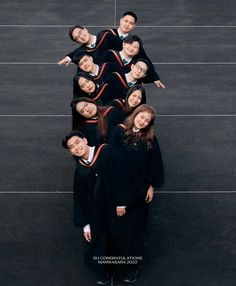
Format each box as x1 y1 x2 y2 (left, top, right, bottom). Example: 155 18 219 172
123 104 156 149
71 97 108 138
124 84 146 113
73 72 98 98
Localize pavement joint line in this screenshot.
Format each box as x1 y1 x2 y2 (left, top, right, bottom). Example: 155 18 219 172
1 25 236 28
1 62 236 65
0 191 235 194
0 115 235 117
114 0 116 28
153 62 236 65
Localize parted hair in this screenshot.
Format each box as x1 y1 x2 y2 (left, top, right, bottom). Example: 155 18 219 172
123 104 156 149
124 84 146 112
71 97 108 138
123 35 143 48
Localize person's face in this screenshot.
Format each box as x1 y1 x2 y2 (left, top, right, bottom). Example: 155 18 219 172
72 27 90 44
131 61 148 79
67 136 88 157
127 89 142 108
119 15 136 33
78 55 93 72
76 101 97 118
123 41 140 57
133 111 152 130
78 77 96 93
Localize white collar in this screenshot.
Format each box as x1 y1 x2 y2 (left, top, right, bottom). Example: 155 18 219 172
86 35 97 48
119 51 132 64
125 73 136 86
89 64 99 76
81 146 95 164
117 28 129 39
132 127 140 133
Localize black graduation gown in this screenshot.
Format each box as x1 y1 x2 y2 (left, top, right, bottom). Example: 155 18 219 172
103 28 124 51
73 144 118 276
133 47 161 83
73 81 112 105
109 99 128 122
99 49 132 73
74 62 119 84
108 125 164 265
101 48 161 83
67 30 121 64
73 107 123 146
104 71 138 100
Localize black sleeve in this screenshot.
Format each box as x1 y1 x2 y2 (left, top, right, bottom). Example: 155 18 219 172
67 46 83 60
148 136 164 188
73 167 91 227
135 46 161 82
99 30 122 51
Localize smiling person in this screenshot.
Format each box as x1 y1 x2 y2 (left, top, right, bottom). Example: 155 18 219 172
110 84 146 121
105 11 137 50
73 72 113 105
104 58 149 99
109 104 164 284
62 130 124 285
100 35 142 70
57 24 121 66
72 51 119 84
101 34 165 89
71 97 123 146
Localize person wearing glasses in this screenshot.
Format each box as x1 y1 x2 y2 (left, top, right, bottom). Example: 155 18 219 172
104 58 150 99
101 34 165 89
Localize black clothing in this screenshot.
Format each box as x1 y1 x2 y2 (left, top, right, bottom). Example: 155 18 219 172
74 62 119 84
67 30 121 64
73 81 112 105
73 144 123 277
101 48 161 83
73 107 123 146
104 72 137 100
100 49 131 72
91 62 119 85
108 125 164 268
109 99 128 122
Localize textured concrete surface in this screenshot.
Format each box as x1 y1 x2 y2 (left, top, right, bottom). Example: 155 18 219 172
0 0 235 285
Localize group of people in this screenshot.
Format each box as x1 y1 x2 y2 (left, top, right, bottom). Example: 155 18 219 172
59 11 165 285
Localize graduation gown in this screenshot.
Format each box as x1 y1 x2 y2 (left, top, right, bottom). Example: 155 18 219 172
67 30 121 64
101 48 161 83
73 81 112 105
104 71 138 100
109 98 128 122
108 125 164 263
73 144 121 275
73 106 123 146
75 62 119 85
100 49 132 73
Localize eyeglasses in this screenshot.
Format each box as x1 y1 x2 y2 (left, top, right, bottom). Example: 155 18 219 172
134 64 147 74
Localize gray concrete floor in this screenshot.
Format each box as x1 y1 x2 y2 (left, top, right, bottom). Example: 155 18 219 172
0 0 236 285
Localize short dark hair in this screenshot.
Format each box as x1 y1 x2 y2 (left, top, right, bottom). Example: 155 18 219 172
121 11 137 23
72 51 91 65
62 131 85 149
132 58 150 70
69 25 85 41
123 34 143 48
